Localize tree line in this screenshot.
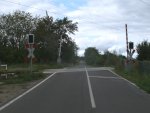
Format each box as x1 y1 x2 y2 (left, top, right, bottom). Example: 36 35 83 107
84 47 125 67
0 10 78 64
84 40 150 66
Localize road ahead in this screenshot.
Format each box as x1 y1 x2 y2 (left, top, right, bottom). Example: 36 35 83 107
0 67 150 113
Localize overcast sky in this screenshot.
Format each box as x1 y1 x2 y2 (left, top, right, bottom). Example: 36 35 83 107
0 0 150 57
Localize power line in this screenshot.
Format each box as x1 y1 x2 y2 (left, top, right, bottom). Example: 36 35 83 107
0 0 57 14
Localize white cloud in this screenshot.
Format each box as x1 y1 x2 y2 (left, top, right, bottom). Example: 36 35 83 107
1 0 150 57
65 0 150 56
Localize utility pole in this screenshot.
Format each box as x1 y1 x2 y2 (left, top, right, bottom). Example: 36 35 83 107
46 10 63 64
46 11 51 30
57 34 62 64
125 24 129 59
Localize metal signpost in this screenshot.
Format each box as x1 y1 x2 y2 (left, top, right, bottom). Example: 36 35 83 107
27 34 35 74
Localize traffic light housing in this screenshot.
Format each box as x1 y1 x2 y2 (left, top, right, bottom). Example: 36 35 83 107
28 34 34 44
129 42 133 49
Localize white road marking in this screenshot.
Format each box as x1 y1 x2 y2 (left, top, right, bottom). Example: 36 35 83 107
85 67 96 109
43 67 114 74
89 76 123 79
0 72 57 111
108 70 137 86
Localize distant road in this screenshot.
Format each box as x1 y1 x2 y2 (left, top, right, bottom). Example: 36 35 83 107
0 66 150 113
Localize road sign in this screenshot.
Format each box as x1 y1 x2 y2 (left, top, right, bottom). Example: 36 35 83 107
27 46 35 74
128 49 135 60
26 34 35 74
27 48 35 58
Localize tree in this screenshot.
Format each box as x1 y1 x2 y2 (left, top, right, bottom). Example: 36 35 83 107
0 10 38 63
34 16 78 63
103 51 121 66
0 10 38 47
84 47 100 65
61 37 78 63
34 16 58 62
0 10 78 64
137 40 150 61
54 17 78 35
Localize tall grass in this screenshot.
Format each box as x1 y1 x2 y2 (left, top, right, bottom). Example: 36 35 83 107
115 61 150 93
4 72 46 84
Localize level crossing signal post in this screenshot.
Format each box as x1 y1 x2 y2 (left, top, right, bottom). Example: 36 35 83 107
128 42 135 60
27 34 35 74
125 24 135 71
125 24 135 62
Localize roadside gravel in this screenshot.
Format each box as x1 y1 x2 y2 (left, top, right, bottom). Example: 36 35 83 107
0 80 42 107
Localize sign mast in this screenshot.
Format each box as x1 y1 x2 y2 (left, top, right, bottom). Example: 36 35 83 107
27 34 35 74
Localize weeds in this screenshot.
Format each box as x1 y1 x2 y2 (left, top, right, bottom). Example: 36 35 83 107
1 72 46 84
0 63 65 84
115 68 150 94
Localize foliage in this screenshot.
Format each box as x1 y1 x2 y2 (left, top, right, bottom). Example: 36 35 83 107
0 10 78 64
34 17 78 63
84 47 100 65
84 46 150 94
0 63 67 84
102 51 125 69
115 66 150 94
137 40 150 61
0 10 38 63
84 47 125 67
1 72 46 84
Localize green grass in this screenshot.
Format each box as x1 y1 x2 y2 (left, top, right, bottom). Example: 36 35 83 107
0 63 66 84
3 72 46 84
5 63 65 73
33 63 65 72
115 69 150 94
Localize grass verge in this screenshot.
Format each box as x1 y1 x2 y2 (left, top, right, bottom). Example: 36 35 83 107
0 71 46 84
115 68 150 94
0 63 66 84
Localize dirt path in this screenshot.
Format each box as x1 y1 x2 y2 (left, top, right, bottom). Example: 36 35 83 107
0 80 41 107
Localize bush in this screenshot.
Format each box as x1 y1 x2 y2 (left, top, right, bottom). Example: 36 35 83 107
2 72 46 84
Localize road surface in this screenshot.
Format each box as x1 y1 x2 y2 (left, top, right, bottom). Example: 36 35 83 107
0 67 150 113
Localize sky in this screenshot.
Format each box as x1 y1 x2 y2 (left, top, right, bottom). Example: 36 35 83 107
0 0 150 57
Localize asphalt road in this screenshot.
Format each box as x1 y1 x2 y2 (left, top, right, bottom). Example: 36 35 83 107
0 67 150 113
